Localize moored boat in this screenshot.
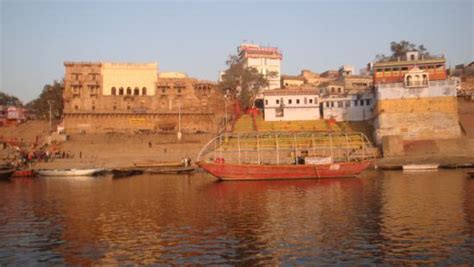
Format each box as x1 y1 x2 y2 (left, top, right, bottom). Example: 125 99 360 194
0 168 15 180
37 168 104 177
12 169 37 178
144 166 195 175
196 131 376 181
133 161 183 168
402 164 439 171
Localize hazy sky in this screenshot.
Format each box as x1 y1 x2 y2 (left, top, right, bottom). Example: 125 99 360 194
1 0 473 102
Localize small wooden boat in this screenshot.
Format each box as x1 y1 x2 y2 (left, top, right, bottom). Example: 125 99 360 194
133 161 184 168
37 168 104 177
377 164 402 170
402 164 439 171
0 168 15 179
12 170 37 178
144 166 195 174
111 168 143 178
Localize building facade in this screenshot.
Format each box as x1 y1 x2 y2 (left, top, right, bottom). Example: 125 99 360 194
63 62 224 133
238 43 282 90
372 52 461 144
263 88 320 121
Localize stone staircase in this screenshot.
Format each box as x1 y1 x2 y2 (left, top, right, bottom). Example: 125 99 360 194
232 114 255 132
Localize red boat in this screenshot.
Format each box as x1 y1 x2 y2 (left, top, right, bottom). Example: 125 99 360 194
12 170 37 178
198 161 371 181
196 131 376 181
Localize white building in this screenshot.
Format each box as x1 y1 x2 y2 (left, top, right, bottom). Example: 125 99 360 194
263 88 320 121
320 91 374 122
238 43 282 90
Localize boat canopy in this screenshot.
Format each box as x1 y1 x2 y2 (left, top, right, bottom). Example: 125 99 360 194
196 131 376 165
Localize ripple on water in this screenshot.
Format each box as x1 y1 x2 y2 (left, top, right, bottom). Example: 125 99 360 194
0 171 474 264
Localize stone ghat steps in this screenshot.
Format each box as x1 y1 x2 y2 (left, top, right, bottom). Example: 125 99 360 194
233 115 255 132
255 116 340 132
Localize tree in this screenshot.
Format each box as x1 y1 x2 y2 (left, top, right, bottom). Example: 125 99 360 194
26 80 64 120
0 92 22 106
218 55 269 110
376 40 431 61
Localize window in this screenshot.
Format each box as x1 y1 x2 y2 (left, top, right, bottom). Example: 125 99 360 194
134 87 140 95
74 105 78 110
92 105 95 111
365 99 371 106
410 54 415 61
309 99 313 104
119 87 124 95
330 102 334 108
401 67 408 71
142 87 147 95
111 87 117 95
338 88 342 93
276 99 280 104
354 100 358 106
127 87 132 95
360 100 364 106
265 100 268 105
296 99 300 104
288 99 292 104
338 101 343 108
345 100 351 107
127 105 131 110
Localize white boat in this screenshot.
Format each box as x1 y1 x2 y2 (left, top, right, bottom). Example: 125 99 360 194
37 168 104 177
402 164 439 171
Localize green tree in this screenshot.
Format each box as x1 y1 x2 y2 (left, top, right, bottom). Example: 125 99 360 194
26 80 64 120
0 92 22 106
218 55 269 110
377 40 430 61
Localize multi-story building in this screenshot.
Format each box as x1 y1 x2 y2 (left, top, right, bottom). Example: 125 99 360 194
63 62 223 133
238 43 282 90
372 51 461 144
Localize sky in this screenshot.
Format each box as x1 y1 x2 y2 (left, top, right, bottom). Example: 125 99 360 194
1 0 473 103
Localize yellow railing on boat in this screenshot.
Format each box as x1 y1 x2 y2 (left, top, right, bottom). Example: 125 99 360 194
196 131 376 165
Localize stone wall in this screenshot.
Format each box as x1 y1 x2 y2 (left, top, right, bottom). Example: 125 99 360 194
374 97 461 144
64 113 219 134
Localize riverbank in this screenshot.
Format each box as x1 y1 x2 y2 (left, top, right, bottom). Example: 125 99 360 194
30 132 213 169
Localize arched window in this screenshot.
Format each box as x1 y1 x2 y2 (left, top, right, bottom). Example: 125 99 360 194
422 74 428 85
134 87 140 95
406 75 412 86
410 54 415 61
127 87 132 95
142 87 147 95
111 87 117 95
119 87 124 95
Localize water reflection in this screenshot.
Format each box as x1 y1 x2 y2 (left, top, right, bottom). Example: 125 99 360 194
0 171 473 264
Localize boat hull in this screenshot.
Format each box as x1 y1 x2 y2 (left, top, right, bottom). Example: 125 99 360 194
402 164 439 171
198 161 371 181
38 168 104 177
0 169 15 180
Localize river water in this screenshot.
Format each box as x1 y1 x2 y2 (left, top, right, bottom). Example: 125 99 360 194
1 170 474 265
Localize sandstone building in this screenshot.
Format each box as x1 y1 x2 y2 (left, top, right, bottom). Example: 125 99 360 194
63 62 224 133
372 51 460 144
